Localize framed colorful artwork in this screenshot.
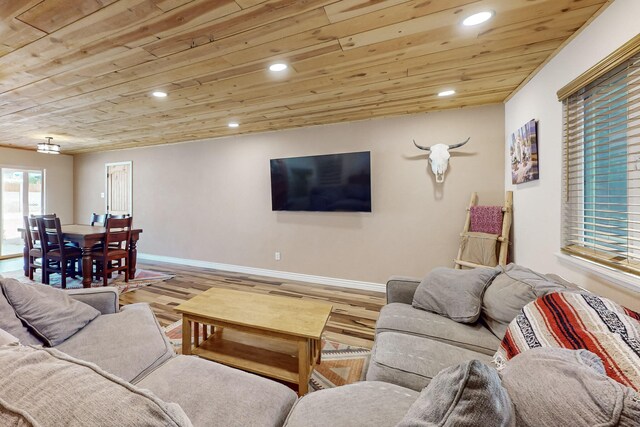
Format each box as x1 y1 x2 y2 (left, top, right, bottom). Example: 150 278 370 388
510 119 539 184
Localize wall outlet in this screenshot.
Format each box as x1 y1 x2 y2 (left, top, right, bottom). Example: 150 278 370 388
275 251 281 261
100 192 105 198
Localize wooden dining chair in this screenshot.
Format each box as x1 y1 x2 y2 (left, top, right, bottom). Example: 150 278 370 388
23 216 43 280
24 215 67 281
39 217 82 288
92 217 132 286
104 214 131 251
90 213 107 226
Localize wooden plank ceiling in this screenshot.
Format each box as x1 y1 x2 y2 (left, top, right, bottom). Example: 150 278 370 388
0 0 610 154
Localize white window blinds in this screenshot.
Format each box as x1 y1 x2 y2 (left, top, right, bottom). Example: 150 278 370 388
562 51 640 275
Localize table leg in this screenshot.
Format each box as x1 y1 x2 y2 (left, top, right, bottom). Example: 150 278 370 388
194 322 200 348
298 340 310 396
129 238 138 279
81 246 93 288
182 318 192 355
202 324 208 341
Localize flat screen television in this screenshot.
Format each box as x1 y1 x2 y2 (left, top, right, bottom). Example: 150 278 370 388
270 151 371 212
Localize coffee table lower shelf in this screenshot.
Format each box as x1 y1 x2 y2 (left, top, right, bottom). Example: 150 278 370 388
183 322 321 395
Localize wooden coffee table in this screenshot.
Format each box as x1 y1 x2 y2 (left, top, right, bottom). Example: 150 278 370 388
175 288 332 395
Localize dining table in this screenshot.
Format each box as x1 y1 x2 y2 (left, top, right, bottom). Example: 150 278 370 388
20 224 143 288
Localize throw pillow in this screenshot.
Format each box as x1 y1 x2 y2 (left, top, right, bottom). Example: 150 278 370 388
499 348 640 426
481 263 572 338
0 345 192 427
397 359 514 427
412 267 500 323
0 328 19 346
0 278 100 347
494 291 640 392
0 288 42 346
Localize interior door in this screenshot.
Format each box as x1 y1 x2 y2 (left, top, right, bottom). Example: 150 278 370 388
106 162 132 216
0 168 43 258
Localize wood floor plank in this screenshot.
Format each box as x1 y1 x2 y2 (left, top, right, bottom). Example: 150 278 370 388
120 260 385 349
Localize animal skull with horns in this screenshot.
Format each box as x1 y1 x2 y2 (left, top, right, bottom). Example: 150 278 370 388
413 137 470 183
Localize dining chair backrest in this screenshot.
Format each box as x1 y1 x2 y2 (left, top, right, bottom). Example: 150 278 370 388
90 213 107 226
108 214 130 219
104 217 132 251
26 216 45 249
38 217 64 255
30 214 56 219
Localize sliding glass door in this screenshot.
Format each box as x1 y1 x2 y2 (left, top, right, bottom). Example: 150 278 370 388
0 168 43 258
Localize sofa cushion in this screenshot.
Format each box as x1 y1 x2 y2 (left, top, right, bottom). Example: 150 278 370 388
0 290 41 346
500 348 640 426
495 291 640 392
413 267 500 323
366 331 492 391
397 360 513 427
0 329 19 346
55 303 174 383
376 303 500 355
0 345 192 427
0 401 35 426
0 278 100 346
283 381 417 427
139 355 297 427
481 264 571 338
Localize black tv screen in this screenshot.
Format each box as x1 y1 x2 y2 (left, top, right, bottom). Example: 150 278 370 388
270 151 371 212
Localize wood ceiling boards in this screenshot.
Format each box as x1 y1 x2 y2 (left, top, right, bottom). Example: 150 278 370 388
0 0 610 153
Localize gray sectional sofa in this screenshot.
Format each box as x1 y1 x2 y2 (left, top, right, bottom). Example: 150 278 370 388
283 264 580 426
2 264 638 427
365 265 577 391
0 278 297 426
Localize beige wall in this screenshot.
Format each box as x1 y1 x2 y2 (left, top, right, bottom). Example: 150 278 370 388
75 104 505 284
0 147 74 223
504 0 640 310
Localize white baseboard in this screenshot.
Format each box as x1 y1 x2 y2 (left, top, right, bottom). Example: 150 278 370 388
137 253 385 293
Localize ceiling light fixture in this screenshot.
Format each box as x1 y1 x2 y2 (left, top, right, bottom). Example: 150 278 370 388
152 91 167 98
269 63 288 72
37 137 60 154
228 122 239 128
462 11 494 26
438 90 456 97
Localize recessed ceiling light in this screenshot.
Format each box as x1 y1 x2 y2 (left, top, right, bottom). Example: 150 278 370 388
228 122 239 128
462 11 494 26
269 63 288 72
152 91 167 98
438 90 456 97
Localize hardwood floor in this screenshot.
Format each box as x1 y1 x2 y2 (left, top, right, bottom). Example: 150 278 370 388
120 260 385 349
0 257 386 348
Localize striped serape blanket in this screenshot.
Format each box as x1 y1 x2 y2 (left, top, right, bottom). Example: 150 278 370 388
494 291 640 391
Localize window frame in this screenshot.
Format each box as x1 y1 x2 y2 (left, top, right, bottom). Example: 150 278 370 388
559 34 640 279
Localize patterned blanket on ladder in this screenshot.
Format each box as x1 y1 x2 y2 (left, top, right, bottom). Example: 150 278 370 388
494 291 640 392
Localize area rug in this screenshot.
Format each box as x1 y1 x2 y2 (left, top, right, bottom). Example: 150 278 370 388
163 319 371 391
0 268 174 294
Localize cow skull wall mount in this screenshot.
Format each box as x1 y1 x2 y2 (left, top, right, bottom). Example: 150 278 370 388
412 137 470 183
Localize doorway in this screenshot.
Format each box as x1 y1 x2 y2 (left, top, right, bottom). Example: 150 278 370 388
105 162 132 216
0 168 44 258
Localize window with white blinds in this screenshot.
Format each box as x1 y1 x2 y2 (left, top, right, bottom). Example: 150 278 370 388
562 50 640 275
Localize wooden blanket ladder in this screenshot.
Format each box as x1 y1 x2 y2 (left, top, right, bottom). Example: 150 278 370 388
454 191 513 269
